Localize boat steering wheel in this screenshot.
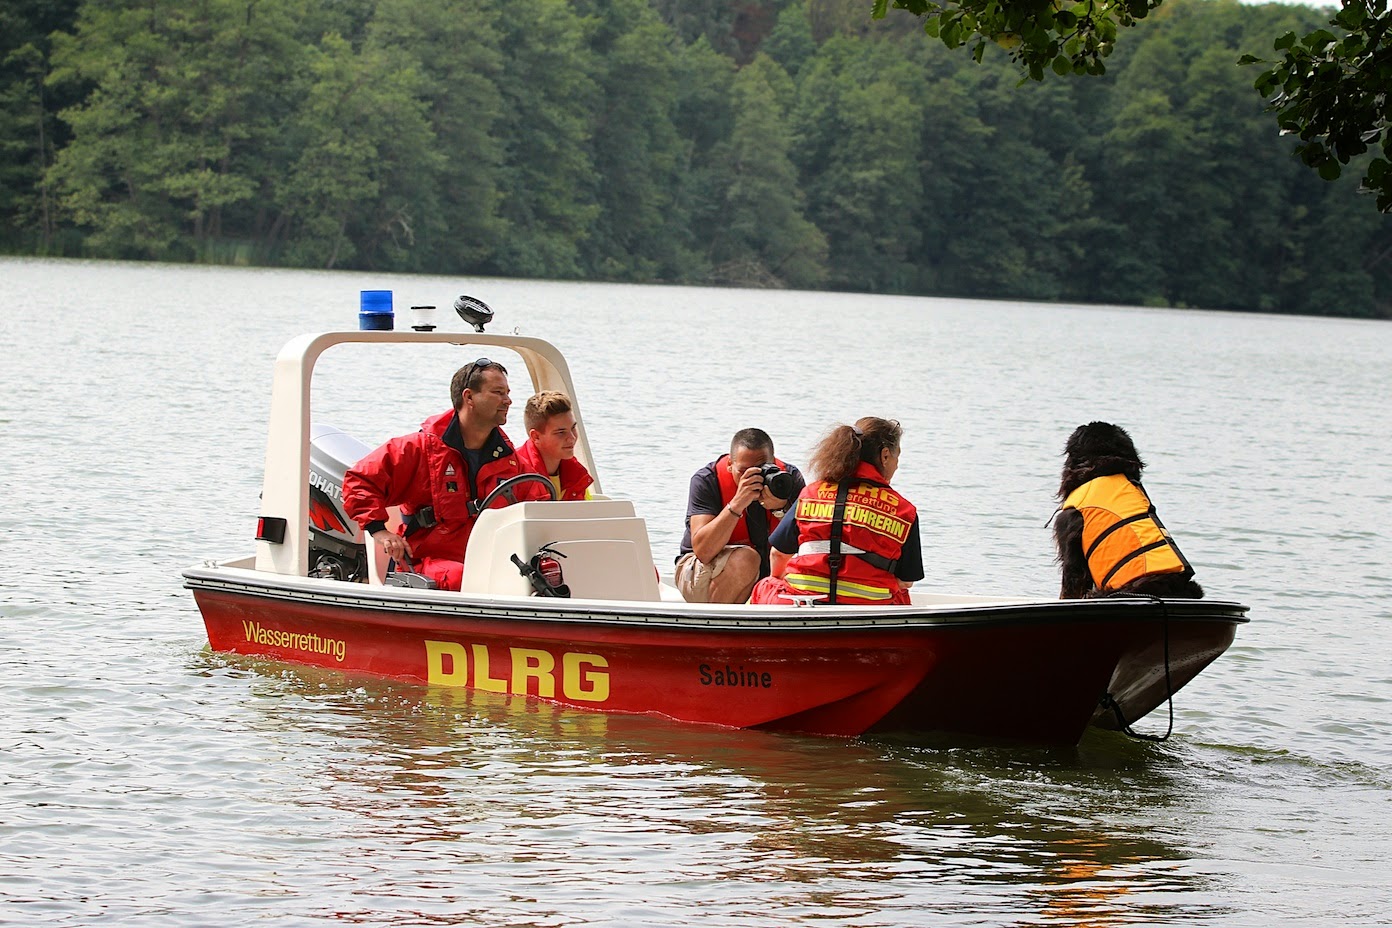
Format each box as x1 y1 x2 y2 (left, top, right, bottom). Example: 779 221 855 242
475 473 559 513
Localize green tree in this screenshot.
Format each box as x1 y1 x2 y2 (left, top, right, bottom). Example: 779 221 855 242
707 54 827 287
0 0 80 252
578 0 693 280
1090 89 1193 304
367 0 507 272
274 32 441 269
793 37 923 292
487 0 600 279
669 36 736 283
911 59 1090 301
650 0 786 62
1074 1 1388 314
46 0 307 260
763 1 818 76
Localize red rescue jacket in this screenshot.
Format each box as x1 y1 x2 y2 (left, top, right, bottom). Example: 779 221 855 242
782 461 916 604
343 410 541 566
514 439 594 501
713 453 790 546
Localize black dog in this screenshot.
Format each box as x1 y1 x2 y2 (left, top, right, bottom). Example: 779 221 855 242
1053 421 1203 599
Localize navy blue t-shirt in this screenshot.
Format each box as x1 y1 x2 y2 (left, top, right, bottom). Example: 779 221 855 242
677 458 806 561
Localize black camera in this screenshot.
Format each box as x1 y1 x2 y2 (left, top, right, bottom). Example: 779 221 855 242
757 463 796 501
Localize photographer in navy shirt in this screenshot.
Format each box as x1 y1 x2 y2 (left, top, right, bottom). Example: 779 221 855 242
675 428 805 604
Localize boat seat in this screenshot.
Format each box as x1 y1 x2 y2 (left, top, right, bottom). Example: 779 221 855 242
458 500 660 601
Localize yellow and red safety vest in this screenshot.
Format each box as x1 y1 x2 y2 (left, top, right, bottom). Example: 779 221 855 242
782 461 916 604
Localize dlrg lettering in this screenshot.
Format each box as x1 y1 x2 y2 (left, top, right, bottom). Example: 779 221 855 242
425 641 610 702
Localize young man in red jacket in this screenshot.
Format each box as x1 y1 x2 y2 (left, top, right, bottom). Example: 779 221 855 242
514 391 594 501
342 358 546 590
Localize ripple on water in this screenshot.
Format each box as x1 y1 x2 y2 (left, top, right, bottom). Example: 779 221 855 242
4 260 1392 925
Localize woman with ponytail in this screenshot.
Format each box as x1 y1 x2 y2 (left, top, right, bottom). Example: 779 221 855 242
750 417 923 606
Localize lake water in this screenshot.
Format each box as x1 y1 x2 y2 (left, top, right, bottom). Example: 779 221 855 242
2 256 1389 926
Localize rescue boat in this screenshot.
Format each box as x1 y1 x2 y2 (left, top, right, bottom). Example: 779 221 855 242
183 300 1249 745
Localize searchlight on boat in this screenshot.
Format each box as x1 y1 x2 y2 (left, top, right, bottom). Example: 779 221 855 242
454 295 494 332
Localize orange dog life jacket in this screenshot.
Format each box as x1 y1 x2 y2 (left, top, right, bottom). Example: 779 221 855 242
1061 474 1192 591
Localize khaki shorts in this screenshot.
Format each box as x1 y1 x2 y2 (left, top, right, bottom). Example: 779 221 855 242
674 546 746 603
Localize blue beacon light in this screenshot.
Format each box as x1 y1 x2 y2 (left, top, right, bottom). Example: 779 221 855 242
359 290 394 330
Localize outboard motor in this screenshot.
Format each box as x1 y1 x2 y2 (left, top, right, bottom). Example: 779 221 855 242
306 423 371 581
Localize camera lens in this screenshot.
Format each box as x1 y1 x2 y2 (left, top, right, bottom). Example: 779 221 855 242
758 463 795 500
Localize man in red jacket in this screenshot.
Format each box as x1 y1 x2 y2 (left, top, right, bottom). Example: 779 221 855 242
514 390 594 501
342 358 544 590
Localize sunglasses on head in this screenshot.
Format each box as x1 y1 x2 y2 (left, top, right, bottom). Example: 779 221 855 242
462 356 507 389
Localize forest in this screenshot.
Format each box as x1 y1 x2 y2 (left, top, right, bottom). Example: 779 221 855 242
2 0 1389 318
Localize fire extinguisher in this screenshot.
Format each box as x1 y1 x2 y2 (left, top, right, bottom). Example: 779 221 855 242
510 543 571 598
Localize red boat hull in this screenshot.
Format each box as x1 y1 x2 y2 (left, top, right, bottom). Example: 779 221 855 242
189 569 1246 744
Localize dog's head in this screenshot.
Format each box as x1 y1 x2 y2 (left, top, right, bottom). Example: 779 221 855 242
1058 421 1145 499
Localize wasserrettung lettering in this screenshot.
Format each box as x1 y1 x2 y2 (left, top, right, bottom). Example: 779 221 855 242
241 620 347 663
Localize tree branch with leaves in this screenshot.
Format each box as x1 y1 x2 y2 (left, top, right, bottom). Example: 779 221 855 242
1244 2 1392 211
873 0 1163 78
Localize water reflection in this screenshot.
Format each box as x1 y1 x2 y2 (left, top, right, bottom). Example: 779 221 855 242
204 651 1225 925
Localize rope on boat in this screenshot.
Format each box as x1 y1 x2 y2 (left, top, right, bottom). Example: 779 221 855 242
1100 595 1174 743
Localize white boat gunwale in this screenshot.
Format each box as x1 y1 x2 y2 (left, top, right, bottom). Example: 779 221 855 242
183 563 1249 632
